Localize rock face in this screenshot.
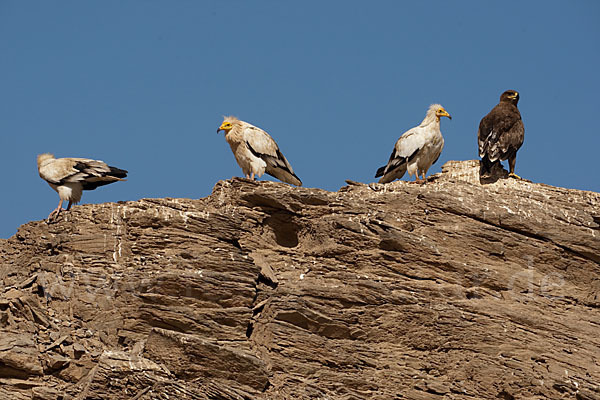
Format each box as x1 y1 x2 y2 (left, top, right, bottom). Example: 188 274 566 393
1 160 599 400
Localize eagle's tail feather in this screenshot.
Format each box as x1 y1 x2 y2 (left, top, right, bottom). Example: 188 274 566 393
480 157 499 178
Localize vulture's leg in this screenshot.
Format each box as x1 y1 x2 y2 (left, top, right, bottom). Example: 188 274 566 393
47 199 64 222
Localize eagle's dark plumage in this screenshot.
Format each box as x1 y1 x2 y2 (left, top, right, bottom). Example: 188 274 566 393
478 90 525 179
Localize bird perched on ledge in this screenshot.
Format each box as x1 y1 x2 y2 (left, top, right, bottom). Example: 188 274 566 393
478 90 525 180
37 154 127 222
375 104 451 184
217 116 302 186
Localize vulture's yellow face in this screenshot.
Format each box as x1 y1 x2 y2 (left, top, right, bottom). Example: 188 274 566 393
436 107 452 120
217 121 233 134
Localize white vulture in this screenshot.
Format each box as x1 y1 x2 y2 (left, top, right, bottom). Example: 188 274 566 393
217 116 302 186
375 104 451 183
37 153 128 222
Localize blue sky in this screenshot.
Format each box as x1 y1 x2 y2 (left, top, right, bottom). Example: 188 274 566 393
1 1 599 238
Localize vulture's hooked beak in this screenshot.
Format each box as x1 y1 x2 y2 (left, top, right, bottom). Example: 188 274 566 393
217 123 228 134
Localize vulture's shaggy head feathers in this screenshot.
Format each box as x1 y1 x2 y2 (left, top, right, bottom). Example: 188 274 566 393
37 153 55 169
422 104 452 125
217 116 240 134
430 104 452 120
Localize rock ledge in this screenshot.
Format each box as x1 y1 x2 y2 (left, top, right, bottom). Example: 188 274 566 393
1 160 599 399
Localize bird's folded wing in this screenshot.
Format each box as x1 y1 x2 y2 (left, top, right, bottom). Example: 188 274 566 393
244 126 297 175
498 119 525 155
479 109 523 159
39 158 111 184
379 129 425 176
478 127 499 159
394 129 427 159
477 129 487 158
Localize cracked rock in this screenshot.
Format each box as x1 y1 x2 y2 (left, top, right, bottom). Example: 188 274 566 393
0 160 598 399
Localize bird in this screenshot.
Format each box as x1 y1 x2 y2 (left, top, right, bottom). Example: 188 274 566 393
478 90 525 180
217 116 302 186
37 153 128 222
375 104 451 184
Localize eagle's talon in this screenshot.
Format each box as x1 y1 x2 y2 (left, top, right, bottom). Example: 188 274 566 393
508 172 523 180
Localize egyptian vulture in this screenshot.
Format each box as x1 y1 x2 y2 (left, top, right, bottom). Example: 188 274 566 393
37 154 127 222
217 116 302 186
478 90 525 179
375 104 451 183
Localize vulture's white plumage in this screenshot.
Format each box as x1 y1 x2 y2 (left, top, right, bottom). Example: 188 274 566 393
217 116 302 186
375 104 451 183
37 154 127 221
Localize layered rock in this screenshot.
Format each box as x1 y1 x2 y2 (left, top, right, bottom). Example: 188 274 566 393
0 160 598 399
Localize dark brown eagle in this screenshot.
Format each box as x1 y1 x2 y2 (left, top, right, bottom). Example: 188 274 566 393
478 90 525 179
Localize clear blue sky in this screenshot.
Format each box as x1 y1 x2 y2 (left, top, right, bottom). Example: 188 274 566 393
1 1 599 238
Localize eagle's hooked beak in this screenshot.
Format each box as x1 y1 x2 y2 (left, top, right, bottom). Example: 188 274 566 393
507 92 518 100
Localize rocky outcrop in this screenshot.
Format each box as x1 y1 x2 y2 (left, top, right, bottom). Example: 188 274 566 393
0 160 599 399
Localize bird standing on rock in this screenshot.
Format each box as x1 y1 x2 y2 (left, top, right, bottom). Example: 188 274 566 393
478 90 525 180
37 153 128 222
217 116 302 186
375 104 451 184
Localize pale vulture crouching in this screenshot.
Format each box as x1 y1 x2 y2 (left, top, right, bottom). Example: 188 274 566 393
37 154 128 222
217 116 302 186
375 104 451 184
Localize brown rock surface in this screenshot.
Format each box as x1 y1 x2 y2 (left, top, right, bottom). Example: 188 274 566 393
1 160 599 399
